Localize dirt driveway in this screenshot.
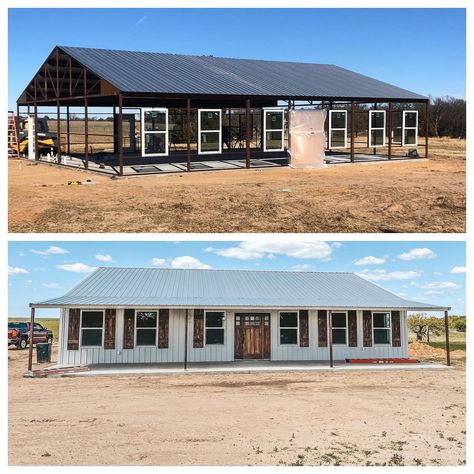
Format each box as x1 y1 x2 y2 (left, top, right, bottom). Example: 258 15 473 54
8 347 465 466
8 138 465 233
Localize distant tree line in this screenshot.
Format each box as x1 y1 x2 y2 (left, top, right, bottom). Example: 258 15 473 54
408 314 466 342
419 96 466 139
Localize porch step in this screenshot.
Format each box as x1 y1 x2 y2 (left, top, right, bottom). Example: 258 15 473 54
25 365 90 378
345 358 420 364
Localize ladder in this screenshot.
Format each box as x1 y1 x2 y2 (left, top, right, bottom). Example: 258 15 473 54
8 111 20 158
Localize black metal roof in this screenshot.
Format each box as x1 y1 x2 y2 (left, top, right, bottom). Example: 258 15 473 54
58 46 427 101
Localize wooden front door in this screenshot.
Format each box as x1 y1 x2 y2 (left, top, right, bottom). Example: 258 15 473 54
234 313 270 359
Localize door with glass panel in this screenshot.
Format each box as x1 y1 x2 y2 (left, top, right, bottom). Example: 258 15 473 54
141 108 168 157
368 110 386 148
198 109 222 154
329 110 347 149
263 109 284 151
234 313 270 359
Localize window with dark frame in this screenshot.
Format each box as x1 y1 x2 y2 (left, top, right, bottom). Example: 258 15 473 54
373 312 391 344
332 312 347 345
205 312 225 344
136 311 157 346
81 311 104 347
280 312 298 344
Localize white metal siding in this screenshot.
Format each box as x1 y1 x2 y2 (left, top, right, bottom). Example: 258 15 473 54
58 308 408 365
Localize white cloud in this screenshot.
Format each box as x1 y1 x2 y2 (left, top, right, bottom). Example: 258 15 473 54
421 281 459 290
41 282 60 289
30 246 69 256
18 251 27 257
291 264 314 271
353 256 386 266
26 280 33 284
56 263 96 273
151 258 167 267
424 290 445 295
356 269 421 281
331 242 342 249
170 256 212 270
398 248 436 261
8 266 29 275
450 266 466 274
95 254 113 262
208 241 333 261
134 15 147 26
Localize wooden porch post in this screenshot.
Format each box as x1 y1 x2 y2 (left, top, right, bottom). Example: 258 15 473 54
373 103 377 155
118 93 124 176
328 309 333 368
245 98 251 168
425 100 429 158
350 101 355 163
444 310 451 366
387 102 392 160
66 106 71 155
84 68 89 171
287 100 292 151
34 103 39 161
56 49 62 165
184 309 189 370
27 307 35 372
186 98 191 172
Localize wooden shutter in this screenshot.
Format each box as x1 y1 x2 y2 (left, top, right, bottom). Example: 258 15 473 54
299 310 309 347
318 310 328 347
158 309 169 348
363 311 373 347
193 309 204 348
123 309 135 349
348 310 357 347
67 308 80 350
391 311 401 347
104 308 116 350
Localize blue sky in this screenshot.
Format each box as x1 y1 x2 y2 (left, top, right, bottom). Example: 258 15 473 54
8 240 466 318
8 8 466 109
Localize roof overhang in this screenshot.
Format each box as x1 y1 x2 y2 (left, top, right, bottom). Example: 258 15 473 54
30 303 451 311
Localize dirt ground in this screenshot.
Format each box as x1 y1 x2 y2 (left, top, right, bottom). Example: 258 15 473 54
8 138 465 233
8 345 465 466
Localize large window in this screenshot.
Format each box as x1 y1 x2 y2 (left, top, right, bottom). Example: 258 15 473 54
198 109 222 154
205 311 225 344
391 111 402 144
136 311 157 346
81 310 104 347
369 110 386 148
329 110 347 149
141 108 168 157
280 312 298 345
263 109 284 151
331 312 347 345
373 312 391 344
402 110 418 146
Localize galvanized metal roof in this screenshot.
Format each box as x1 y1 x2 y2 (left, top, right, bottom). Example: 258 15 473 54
59 46 427 100
33 267 446 311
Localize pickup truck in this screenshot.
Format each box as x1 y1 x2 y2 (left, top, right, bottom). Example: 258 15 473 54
8 322 53 349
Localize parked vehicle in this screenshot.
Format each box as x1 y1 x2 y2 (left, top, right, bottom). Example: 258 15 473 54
8 322 53 349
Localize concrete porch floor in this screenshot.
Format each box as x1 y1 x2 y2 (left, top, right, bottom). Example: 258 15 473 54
54 360 449 377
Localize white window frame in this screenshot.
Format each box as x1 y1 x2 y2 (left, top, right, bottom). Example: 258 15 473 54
368 110 386 148
372 311 392 345
79 309 105 348
402 110 418 147
198 109 222 155
141 108 169 157
204 310 226 345
279 310 299 346
135 309 158 347
329 110 347 149
263 108 285 152
331 311 348 346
